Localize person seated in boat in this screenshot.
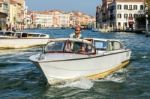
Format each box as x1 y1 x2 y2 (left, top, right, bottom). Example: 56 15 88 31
72 42 86 53
12 26 16 32
69 26 83 39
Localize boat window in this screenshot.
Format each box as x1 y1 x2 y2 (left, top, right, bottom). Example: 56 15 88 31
40 34 46 37
22 33 28 37
72 42 84 53
45 41 65 52
0 32 4 35
94 41 107 50
15 33 22 38
28 34 40 37
5 32 14 36
113 41 123 50
65 41 95 54
108 41 123 51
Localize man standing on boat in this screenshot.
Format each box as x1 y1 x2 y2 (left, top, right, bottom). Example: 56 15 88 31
69 26 85 52
70 26 82 39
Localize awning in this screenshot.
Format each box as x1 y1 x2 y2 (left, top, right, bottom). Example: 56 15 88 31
0 12 8 18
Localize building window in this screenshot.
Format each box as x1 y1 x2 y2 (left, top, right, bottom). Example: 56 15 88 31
118 22 121 26
124 5 128 10
140 5 144 10
134 14 138 18
124 22 127 27
124 14 128 19
133 5 137 10
117 5 122 10
129 5 132 10
117 14 122 18
129 14 132 18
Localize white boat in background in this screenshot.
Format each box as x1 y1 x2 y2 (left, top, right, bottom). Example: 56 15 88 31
91 28 100 32
29 38 131 85
0 31 50 49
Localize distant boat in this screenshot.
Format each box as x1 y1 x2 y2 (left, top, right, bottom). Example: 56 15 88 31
61 26 69 29
49 27 61 29
30 38 131 85
91 28 100 32
145 32 150 37
0 31 50 49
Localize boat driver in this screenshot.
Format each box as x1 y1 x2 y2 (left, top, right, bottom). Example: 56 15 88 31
69 26 82 39
69 26 86 53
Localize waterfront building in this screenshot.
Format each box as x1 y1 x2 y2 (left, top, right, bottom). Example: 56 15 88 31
32 12 53 28
96 5 102 29
98 0 113 31
23 5 28 29
69 12 76 27
59 13 70 27
8 0 25 30
28 10 95 29
108 0 145 31
49 10 70 27
97 0 145 31
0 0 9 29
48 10 62 27
24 11 33 29
69 11 95 28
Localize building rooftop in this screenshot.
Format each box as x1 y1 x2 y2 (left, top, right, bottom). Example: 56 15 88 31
114 0 144 2
10 0 24 5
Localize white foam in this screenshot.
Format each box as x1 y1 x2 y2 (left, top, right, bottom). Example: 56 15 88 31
95 69 128 83
142 56 147 59
56 78 94 89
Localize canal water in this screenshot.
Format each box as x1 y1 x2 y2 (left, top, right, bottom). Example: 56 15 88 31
0 29 150 99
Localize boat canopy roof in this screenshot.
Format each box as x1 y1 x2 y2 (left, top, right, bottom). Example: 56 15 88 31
85 38 122 42
49 38 92 44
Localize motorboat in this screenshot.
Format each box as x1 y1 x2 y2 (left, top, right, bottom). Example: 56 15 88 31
29 38 131 85
0 31 50 49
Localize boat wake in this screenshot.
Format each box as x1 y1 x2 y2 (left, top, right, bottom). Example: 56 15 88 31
54 69 128 89
142 56 147 59
56 78 94 90
94 69 128 83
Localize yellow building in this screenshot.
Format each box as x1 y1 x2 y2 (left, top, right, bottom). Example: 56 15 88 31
9 0 25 30
0 0 9 29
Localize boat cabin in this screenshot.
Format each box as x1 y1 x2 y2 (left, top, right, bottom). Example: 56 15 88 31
0 31 49 38
44 38 96 55
85 38 124 52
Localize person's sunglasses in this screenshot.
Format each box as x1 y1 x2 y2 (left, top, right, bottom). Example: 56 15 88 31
75 30 80 31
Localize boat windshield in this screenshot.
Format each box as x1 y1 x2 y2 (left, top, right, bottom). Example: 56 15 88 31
40 34 47 37
94 41 107 50
44 40 96 55
45 41 65 52
0 31 4 35
5 32 15 36
27 33 40 37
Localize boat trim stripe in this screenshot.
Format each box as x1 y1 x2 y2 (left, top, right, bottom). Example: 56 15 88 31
86 60 129 79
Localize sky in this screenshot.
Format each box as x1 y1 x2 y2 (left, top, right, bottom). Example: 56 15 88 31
25 0 101 16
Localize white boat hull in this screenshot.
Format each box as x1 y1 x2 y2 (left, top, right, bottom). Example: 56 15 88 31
30 50 131 85
0 38 50 49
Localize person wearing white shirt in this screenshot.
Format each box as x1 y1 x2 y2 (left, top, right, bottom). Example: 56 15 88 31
70 26 82 39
